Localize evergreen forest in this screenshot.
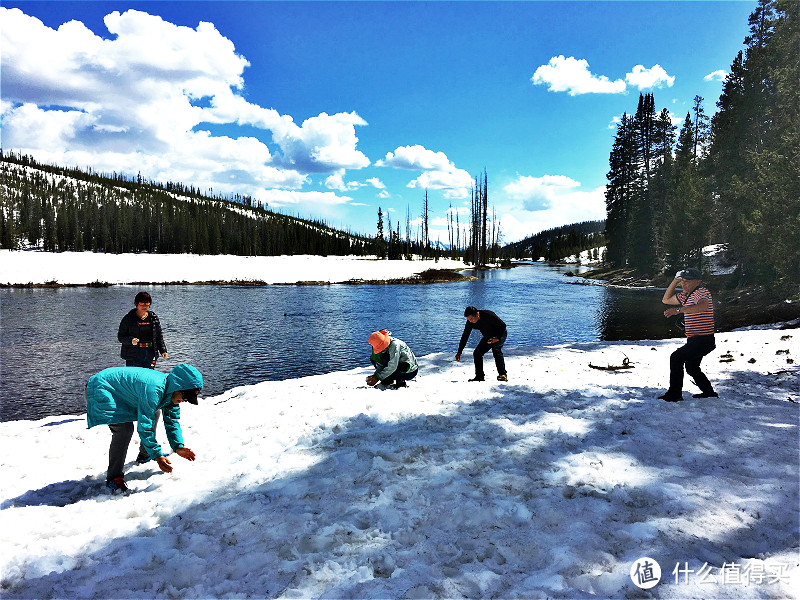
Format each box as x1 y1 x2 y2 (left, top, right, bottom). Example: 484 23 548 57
0 152 371 257
604 0 798 288
503 220 605 263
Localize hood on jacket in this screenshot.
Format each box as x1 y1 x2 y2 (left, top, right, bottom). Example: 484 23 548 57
164 364 203 401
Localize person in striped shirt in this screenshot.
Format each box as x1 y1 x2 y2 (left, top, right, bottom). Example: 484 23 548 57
659 267 718 402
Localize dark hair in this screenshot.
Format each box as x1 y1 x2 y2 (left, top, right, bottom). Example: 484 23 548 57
134 291 152 305
464 306 478 317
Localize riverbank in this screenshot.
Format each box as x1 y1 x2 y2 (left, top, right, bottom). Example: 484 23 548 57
0 250 471 287
1 327 797 599
581 265 800 331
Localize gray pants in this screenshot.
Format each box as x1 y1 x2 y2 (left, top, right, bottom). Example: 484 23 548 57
107 412 160 481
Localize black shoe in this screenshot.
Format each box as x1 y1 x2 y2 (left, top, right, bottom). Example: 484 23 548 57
393 380 407 388
658 392 683 402
692 391 719 398
497 374 508 382
468 376 485 382
135 452 152 465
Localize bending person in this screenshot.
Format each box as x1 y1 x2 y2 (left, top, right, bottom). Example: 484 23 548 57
86 363 203 494
366 330 419 389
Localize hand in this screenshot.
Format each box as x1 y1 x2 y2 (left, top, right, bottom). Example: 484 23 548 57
488 338 499 344
664 307 679 318
176 447 195 461
455 353 461 362
156 455 173 473
161 352 168 359
366 375 379 386
132 337 139 346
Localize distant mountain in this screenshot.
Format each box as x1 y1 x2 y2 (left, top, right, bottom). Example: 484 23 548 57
0 151 371 257
503 220 605 262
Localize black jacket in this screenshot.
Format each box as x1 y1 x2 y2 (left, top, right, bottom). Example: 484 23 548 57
118 309 167 359
457 309 507 354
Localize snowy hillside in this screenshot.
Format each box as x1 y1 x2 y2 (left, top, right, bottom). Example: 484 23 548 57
1 327 797 598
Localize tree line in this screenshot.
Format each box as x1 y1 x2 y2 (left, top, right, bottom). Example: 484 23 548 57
503 220 605 263
604 0 798 288
0 152 372 257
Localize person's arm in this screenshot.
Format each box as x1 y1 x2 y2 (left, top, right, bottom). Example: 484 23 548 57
118 314 137 346
374 343 401 382
153 313 168 358
662 279 681 306
455 322 472 360
137 389 165 460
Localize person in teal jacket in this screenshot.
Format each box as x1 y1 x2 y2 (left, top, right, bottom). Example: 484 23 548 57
86 363 203 494
366 330 419 388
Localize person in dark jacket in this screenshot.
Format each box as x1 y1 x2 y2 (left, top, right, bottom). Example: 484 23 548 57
118 291 168 368
118 291 169 464
456 306 508 382
86 363 203 494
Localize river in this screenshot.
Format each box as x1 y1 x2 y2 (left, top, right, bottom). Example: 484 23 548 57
0 263 676 421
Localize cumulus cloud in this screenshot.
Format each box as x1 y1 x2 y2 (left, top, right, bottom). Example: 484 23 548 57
531 56 626 96
366 177 386 189
625 64 675 89
256 189 353 209
0 7 368 201
532 57 676 96
499 174 606 241
377 145 472 199
704 70 728 82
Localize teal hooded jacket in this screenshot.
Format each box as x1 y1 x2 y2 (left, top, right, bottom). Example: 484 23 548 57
86 364 203 459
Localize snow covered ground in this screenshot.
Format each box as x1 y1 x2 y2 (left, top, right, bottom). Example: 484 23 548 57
1 327 797 599
0 250 467 286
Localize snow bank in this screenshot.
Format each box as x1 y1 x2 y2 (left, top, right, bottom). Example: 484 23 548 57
1 328 797 598
0 251 467 285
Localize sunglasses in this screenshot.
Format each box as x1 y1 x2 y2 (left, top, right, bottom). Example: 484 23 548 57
137 302 151 305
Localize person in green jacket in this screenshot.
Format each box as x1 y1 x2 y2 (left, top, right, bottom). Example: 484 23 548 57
86 363 203 494
366 330 418 388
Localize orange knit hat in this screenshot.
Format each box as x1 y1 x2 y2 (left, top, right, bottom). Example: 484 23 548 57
368 330 391 353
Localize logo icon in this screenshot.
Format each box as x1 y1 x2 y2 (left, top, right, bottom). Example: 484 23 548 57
631 557 661 589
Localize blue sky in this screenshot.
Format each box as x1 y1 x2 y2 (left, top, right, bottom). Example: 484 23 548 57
0 1 756 243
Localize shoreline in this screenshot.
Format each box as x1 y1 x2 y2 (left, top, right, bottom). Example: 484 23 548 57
0 250 472 287
578 264 800 331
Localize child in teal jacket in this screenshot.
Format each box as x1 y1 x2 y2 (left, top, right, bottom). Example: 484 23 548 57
86 363 203 493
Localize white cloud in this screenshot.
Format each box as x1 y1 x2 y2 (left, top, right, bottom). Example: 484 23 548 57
704 70 728 82
531 56 626 96
366 177 386 189
377 145 472 199
625 64 675 90
325 171 366 191
378 190 391 199
256 189 353 208
499 174 606 242
0 7 368 201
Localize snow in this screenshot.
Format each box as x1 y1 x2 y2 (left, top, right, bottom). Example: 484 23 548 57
0 250 467 285
1 327 798 598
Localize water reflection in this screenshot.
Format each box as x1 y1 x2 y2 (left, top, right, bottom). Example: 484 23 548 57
0 264 677 421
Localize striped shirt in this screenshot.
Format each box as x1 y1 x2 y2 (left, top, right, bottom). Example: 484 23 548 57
677 286 715 337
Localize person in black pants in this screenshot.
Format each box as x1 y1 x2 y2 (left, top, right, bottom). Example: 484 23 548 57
118 291 168 368
455 306 508 382
659 268 718 402
118 290 169 462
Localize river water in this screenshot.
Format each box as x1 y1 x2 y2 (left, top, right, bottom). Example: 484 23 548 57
0 263 676 421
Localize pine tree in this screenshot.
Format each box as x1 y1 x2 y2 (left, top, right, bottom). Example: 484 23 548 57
605 113 636 266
